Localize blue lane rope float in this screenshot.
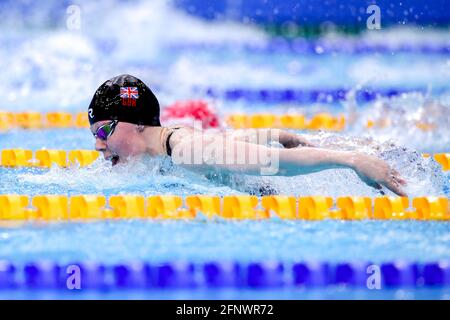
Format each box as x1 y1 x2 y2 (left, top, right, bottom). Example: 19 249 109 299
0 260 449 290
169 41 450 55
172 0 450 30
201 87 437 103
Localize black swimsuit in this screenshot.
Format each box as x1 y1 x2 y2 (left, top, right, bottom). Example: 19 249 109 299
165 127 182 157
166 131 175 157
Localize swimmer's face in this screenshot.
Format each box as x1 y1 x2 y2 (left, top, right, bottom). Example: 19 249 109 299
90 120 147 165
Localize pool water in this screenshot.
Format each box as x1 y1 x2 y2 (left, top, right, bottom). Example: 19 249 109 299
0 0 449 299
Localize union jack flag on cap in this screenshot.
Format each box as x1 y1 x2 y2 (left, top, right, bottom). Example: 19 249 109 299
88 74 161 126
120 87 139 99
120 87 139 107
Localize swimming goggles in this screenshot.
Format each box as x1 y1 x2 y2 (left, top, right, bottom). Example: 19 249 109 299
94 120 118 141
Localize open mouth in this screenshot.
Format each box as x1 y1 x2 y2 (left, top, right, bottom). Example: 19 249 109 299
111 155 120 166
106 155 120 166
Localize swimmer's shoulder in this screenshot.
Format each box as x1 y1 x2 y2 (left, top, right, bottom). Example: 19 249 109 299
168 125 195 138
167 125 223 151
166 125 196 148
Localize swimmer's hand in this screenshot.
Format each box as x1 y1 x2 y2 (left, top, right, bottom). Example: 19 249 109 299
350 152 407 196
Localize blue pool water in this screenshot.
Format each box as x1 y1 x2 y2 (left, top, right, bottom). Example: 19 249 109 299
0 0 450 299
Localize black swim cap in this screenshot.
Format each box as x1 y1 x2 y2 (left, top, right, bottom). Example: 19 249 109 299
88 74 161 126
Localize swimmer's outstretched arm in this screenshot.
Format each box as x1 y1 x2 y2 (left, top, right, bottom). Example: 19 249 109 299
174 138 407 196
231 129 316 148
276 147 406 197
278 146 406 196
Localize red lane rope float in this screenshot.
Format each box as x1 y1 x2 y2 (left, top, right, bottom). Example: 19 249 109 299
161 100 220 129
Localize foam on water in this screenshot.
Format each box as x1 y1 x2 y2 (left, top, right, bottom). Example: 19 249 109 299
0 0 266 110
0 31 102 110
1 0 449 111
14 155 237 196
10 133 446 198
345 92 450 152
310 131 446 197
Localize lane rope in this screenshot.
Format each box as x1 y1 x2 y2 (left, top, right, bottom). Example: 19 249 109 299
1 111 447 132
0 260 449 289
0 194 448 221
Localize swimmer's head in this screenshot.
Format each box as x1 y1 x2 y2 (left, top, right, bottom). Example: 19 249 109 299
88 74 160 126
88 74 161 165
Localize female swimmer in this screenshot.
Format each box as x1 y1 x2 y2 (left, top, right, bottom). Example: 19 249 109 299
88 74 407 196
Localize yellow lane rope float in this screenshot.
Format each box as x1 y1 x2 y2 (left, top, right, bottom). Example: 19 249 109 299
0 111 88 130
1 111 345 131
0 149 448 171
0 149 99 168
0 195 448 221
0 111 442 132
226 113 345 131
